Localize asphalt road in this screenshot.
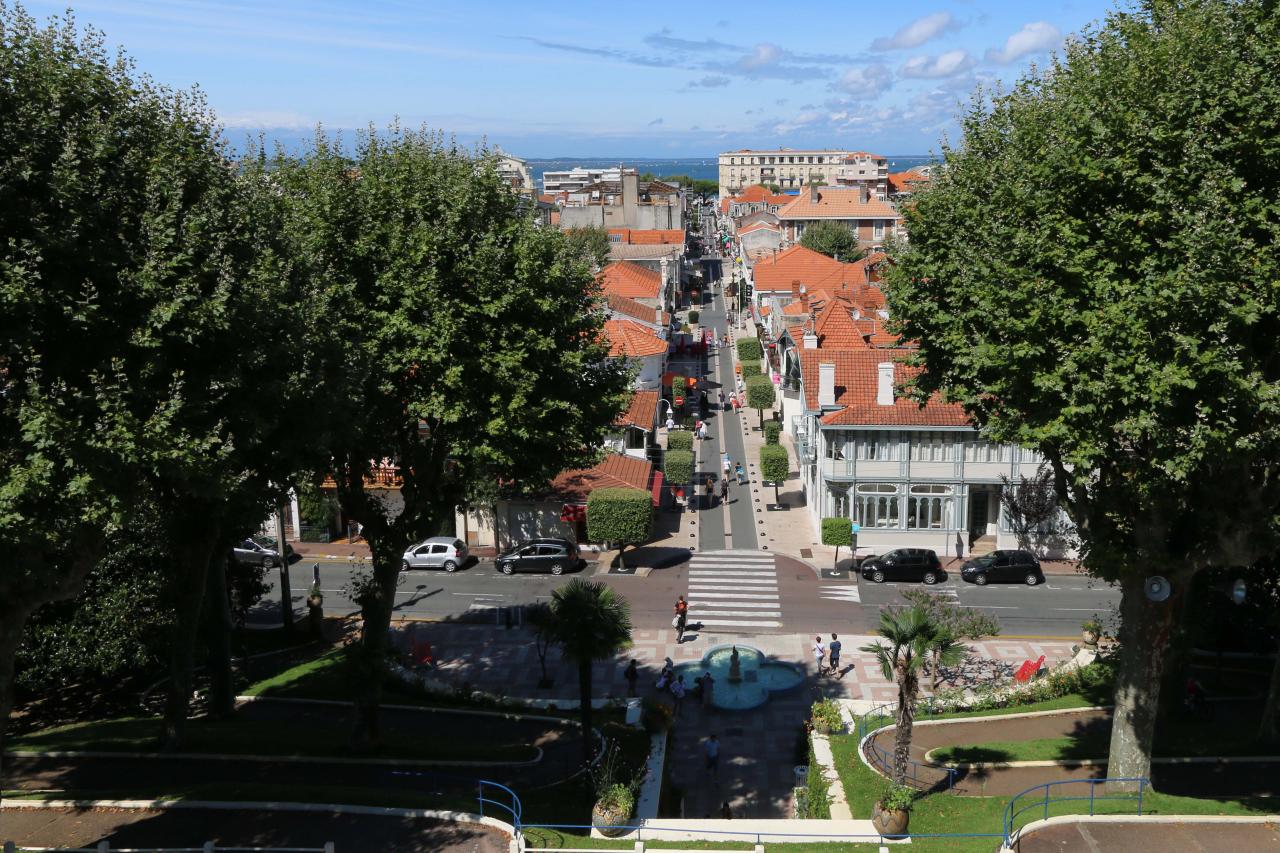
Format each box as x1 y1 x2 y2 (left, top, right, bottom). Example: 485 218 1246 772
254 556 1120 639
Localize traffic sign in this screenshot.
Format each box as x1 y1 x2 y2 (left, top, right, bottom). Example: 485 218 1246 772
850 522 861 534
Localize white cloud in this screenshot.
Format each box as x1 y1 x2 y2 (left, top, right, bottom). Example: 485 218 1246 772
899 50 976 79
737 42 784 71
218 109 316 130
834 64 894 100
772 110 823 135
985 22 1062 64
871 12 962 51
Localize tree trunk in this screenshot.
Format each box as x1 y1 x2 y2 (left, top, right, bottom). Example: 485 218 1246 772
202 553 235 719
578 658 594 763
833 545 840 570
162 528 220 750
893 664 917 786
1105 571 1180 789
1259 636 1280 744
351 539 400 751
0 601 36 798
617 543 627 571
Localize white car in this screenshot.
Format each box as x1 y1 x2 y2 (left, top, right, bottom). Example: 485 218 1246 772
402 537 469 572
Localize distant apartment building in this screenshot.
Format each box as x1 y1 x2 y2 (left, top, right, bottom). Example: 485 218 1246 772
494 150 534 194
558 173 684 230
776 184 902 251
718 149 888 197
542 166 633 194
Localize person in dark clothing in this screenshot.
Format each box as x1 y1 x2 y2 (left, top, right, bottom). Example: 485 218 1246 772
720 477 729 503
624 659 639 696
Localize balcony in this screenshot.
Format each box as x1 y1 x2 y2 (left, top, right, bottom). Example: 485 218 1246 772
322 466 403 490
822 458 857 479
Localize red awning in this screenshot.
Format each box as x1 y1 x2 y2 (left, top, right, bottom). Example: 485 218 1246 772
649 470 665 507
559 503 587 522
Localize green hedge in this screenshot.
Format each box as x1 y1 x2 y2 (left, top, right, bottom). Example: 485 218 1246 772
663 449 694 485
764 421 781 444
745 374 776 411
799 741 832 819
586 488 653 546
666 430 693 451
759 444 790 485
739 361 762 378
736 337 762 362
821 517 854 548
688 309 700 324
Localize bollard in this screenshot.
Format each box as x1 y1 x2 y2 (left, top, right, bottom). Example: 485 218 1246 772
6 840 18 853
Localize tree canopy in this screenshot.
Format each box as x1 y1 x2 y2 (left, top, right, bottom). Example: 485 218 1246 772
800 221 864 261
882 0 1280 781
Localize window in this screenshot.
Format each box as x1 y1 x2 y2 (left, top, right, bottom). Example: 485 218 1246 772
430 544 448 554
855 431 898 461
825 431 851 460
906 484 954 529
625 426 646 450
910 432 955 462
828 485 850 518
1020 447 1044 464
855 483 899 528
874 220 885 239
964 439 1011 463
538 544 564 556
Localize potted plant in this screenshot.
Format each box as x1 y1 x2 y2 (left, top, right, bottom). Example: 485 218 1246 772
809 698 844 735
872 783 914 837
591 783 635 837
1081 617 1102 647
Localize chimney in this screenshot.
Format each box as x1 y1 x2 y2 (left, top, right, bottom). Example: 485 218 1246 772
804 322 819 349
876 362 894 406
809 183 819 204
818 362 836 407
791 279 801 299
622 172 639 209
660 257 670 286
799 285 809 315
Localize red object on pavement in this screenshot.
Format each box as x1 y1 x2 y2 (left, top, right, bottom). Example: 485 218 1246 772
411 639 435 668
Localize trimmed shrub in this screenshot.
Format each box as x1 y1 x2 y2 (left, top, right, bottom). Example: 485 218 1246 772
688 309 700 324
809 698 844 734
822 517 855 570
801 742 833 818
764 421 781 444
745 374 776 429
666 430 693 451
759 444 790 503
736 337 763 362
740 361 762 378
587 488 654 569
663 449 694 485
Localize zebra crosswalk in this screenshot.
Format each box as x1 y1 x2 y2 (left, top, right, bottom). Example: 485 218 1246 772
818 584 862 603
685 551 781 632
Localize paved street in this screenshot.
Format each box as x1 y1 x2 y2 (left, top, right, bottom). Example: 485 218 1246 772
256 555 1119 640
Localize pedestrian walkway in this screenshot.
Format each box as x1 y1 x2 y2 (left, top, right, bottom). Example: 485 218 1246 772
686 551 781 631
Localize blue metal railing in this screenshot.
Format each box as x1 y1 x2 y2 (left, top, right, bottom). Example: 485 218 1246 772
521 823 1004 845
478 779 524 830
856 700 957 791
1003 777 1148 845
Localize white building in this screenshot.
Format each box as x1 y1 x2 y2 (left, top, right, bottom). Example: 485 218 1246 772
718 149 888 197
542 166 632 194
494 150 534 194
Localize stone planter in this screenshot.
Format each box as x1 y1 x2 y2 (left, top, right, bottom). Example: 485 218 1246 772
591 802 632 838
1082 629 1099 647
872 803 909 837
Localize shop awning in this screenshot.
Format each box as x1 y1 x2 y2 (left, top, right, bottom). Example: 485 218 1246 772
649 470 665 507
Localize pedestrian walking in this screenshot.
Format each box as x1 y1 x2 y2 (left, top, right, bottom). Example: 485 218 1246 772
722 453 731 477
828 633 842 677
624 659 639 696
812 635 826 672
666 413 676 431
704 734 720 776
670 674 687 716
954 532 964 562
700 390 709 417
676 610 688 643
735 462 746 486
720 477 729 503
705 474 715 510
700 671 715 707
719 390 726 410
674 595 688 619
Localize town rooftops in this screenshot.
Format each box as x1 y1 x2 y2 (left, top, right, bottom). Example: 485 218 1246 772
888 169 932 194
602 318 667 358
598 261 663 301
777 186 900 220
616 389 660 432
607 292 669 327
608 228 685 245
798 349 967 427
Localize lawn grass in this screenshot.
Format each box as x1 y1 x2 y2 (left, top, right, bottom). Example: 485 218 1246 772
827 733 1275 853
241 647 349 698
9 714 536 763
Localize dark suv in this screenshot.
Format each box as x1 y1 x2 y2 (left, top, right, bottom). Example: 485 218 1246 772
961 550 1044 585
859 548 944 584
497 537 583 575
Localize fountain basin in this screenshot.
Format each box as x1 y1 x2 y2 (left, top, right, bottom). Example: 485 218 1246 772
673 644 804 710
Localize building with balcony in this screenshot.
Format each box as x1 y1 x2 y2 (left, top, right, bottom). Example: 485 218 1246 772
776 184 902 251
718 149 888 196
494 150 534 194
559 173 683 230
792 348 1073 559
542 166 633 194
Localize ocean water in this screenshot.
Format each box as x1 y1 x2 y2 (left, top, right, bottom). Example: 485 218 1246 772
530 155 935 191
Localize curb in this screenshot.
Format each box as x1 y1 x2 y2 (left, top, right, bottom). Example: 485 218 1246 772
234 694 580 724
3 746 541 769
1002 812 1280 853
930 752 1280 770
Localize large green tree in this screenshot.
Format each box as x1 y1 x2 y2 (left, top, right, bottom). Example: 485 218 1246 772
883 0 1280 783
800 221 864 262
273 127 631 747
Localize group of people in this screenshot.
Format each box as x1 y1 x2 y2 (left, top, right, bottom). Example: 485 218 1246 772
811 633 845 678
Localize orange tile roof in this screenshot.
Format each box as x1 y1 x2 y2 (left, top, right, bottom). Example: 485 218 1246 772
603 318 667 358
538 193 560 205
751 245 846 293
777 188 900 220
728 185 795 207
616 390 660 431
811 300 870 350
798 349 967 426
598 261 662 301
608 228 685 245
551 453 657 502
607 293 663 326
738 221 780 236
888 169 931 193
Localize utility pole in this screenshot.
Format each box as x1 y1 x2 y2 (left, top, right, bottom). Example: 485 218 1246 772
275 500 294 629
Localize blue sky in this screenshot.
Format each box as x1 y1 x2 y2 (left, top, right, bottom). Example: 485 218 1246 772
24 1 1122 156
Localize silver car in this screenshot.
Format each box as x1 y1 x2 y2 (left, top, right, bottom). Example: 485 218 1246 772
401 537 469 572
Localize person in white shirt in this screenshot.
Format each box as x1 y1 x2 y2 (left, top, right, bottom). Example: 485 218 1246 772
812 636 826 672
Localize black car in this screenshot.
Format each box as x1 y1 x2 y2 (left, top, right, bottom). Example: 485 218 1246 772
961 550 1045 585
859 548 944 584
497 537 583 575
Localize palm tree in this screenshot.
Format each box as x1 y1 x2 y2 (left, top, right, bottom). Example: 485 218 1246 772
925 626 969 691
860 606 964 785
550 579 633 761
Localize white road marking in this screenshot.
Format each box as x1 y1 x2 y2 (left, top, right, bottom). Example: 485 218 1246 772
687 576 778 586
688 609 782 618
694 618 783 628
819 586 862 603
691 601 781 609
687 591 779 599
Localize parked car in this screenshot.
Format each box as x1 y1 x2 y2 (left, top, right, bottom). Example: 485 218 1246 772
402 537 470 572
859 548 944 584
961 550 1045 586
232 535 290 569
496 538 582 575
